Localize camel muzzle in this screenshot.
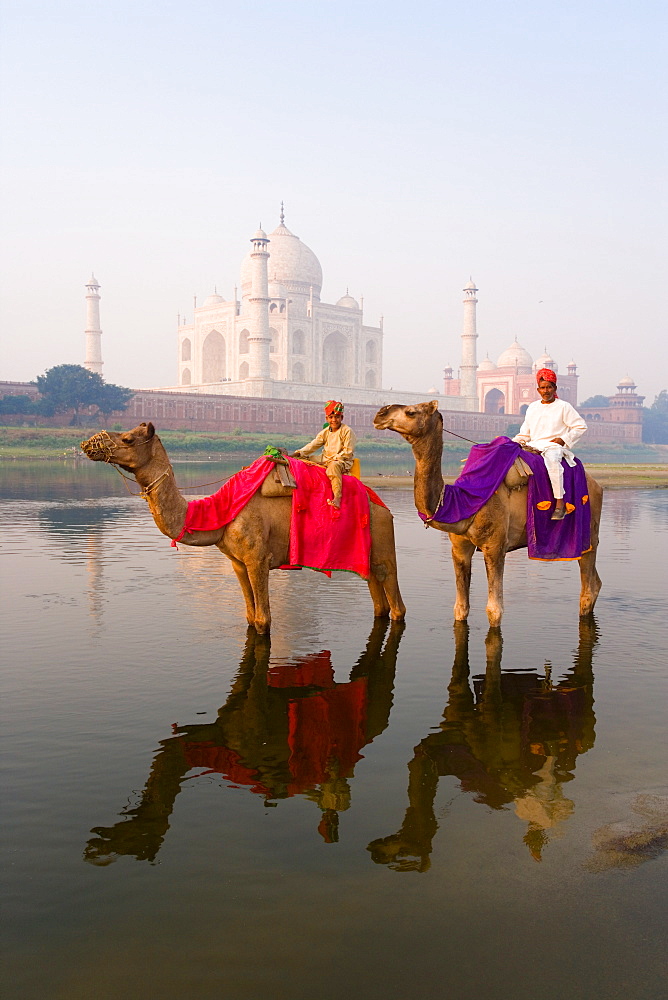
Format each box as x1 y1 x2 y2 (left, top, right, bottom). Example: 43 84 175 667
81 431 117 462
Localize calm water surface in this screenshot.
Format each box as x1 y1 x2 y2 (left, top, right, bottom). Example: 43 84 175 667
1 463 667 1000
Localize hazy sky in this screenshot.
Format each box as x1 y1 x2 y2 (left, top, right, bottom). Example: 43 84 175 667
1 0 666 404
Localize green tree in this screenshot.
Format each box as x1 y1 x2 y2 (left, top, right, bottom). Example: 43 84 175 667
96 382 134 420
642 390 668 443
34 365 103 424
651 389 668 413
0 394 36 415
33 364 134 425
580 395 610 407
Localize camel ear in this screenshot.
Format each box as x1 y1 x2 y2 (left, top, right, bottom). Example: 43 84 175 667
145 422 155 438
427 400 439 413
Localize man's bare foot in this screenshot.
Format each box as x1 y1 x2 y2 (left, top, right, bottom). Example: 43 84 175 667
327 498 341 509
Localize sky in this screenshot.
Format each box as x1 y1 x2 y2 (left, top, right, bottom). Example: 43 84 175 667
1 0 666 404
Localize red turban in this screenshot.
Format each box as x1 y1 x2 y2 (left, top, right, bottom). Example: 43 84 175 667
324 400 344 416
536 368 557 385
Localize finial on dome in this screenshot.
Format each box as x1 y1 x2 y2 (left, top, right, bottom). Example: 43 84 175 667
280 201 285 225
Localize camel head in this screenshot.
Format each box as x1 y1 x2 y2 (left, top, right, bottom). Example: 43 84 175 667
81 422 158 473
373 401 443 443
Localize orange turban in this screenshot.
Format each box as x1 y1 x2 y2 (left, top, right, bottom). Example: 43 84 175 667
536 368 557 385
324 400 344 416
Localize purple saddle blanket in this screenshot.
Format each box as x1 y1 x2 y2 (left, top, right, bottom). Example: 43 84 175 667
419 436 592 561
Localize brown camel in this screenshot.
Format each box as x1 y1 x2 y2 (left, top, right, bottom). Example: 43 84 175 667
81 422 405 633
373 401 602 626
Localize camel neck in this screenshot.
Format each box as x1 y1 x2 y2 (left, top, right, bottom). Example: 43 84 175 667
411 427 444 518
133 446 187 540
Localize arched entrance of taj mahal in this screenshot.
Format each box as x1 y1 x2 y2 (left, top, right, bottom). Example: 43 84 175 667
322 331 350 385
484 388 505 414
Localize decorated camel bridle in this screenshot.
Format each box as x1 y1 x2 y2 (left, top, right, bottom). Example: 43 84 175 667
81 430 233 499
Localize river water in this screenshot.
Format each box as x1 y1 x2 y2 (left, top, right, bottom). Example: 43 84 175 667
1 463 667 1000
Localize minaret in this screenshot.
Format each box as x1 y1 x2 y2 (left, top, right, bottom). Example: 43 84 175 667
460 278 478 402
84 274 103 375
247 228 271 379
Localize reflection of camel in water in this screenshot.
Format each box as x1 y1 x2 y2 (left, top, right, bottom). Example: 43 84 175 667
81 423 405 633
84 620 404 864
368 618 598 871
374 401 602 625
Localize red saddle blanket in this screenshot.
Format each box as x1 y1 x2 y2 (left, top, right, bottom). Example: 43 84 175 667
173 455 387 580
286 458 386 579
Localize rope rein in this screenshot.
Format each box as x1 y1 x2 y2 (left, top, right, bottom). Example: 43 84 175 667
442 426 480 446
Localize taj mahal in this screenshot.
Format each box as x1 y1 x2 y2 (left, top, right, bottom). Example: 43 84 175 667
80 209 641 424
167 207 454 409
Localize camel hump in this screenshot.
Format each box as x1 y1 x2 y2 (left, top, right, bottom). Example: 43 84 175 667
504 456 533 490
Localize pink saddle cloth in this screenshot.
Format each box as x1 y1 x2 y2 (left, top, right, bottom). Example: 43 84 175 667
173 456 387 580
173 456 275 543
286 458 386 580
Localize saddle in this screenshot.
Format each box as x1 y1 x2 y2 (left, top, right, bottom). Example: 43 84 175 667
503 455 534 491
259 459 298 497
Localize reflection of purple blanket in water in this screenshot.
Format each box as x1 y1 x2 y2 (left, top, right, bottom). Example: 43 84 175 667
419 436 591 561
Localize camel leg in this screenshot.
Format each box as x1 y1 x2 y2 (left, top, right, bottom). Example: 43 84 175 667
245 558 272 634
450 535 475 622
367 573 391 618
225 552 256 626
481 545 506 628
578 548 602 616
385 571 406 622
369 560 406 621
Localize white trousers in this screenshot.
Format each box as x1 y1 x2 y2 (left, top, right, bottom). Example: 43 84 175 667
527 442 567 499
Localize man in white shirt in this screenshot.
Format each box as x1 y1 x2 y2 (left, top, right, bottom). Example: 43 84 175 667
513 369 587 520
292 400 357 509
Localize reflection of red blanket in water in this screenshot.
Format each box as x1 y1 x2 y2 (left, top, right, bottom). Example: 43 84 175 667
183 742 272 796
285 679 368 793
181 652 369 797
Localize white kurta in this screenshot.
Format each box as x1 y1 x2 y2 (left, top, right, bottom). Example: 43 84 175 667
514 399 587 466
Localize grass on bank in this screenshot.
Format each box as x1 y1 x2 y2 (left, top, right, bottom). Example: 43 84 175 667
0 424 666 465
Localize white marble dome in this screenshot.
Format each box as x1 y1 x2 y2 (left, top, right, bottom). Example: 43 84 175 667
241 221 322 297
618 375 636 387
534 351 558 373
203 292 224 306
478 355 496 372
336 293 359 309
497 340 533 372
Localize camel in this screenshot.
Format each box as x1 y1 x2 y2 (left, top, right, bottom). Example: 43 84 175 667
81 422 405 633
373 401 602 626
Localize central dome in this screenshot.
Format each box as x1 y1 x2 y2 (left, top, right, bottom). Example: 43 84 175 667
497 340 533 372
240 221 322 298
